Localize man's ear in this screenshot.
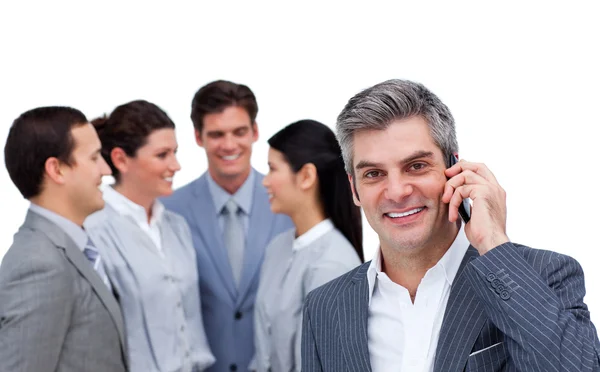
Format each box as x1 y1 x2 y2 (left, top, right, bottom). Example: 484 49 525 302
348 173 361 205
110 147 129 174
44 157 66 185
195 129 204 148
297 163 318 191
251 122 259 143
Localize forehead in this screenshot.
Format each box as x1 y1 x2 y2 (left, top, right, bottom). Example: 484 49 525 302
267 147 286 162
352 116 441 168
142 128 177 147
202 106 252 132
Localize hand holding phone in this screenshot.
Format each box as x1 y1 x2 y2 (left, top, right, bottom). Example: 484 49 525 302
447 154 471 223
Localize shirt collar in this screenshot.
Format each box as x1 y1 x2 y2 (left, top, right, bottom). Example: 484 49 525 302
292 219 334 252
366 223 470 304
28 203 88 252
206 169 255 215
102 185 165 226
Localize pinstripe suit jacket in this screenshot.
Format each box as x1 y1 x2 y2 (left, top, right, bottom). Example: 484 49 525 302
302 242 600 371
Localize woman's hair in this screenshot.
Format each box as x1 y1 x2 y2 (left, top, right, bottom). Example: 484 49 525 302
268 119 363 261
92 100 175 182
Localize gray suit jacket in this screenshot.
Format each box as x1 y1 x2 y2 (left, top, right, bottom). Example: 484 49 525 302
302 242 600 372
0 211 128 372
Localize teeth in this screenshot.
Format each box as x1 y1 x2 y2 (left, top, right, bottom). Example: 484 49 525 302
222 154 240 161
387 207 424 218
164 177 173 182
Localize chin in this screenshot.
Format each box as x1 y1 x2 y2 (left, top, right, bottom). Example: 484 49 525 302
269 203 280 214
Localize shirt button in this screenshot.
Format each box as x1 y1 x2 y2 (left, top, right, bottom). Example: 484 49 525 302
235 311 242 320
185 351 190 358
180 325 185 332
177 301 182 307
230 364 237 371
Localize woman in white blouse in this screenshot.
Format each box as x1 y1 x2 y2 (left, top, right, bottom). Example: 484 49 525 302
252 119 364 372
84 100 215 372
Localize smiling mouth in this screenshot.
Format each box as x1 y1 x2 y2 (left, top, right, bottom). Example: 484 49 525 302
385 207 425 218
221 154 241 161
163 177 173 182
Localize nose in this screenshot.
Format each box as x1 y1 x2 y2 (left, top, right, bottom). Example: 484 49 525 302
170 155 181 172
262 173 270 188
100 156 112 176
222 134 236 151
384 172 414 202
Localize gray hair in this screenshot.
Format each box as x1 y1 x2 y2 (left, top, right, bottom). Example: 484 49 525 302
336 79 458 174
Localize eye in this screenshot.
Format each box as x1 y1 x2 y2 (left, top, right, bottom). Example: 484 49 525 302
157 152 168 159
409 162 428 171
235 127 249 136
364 170 383 179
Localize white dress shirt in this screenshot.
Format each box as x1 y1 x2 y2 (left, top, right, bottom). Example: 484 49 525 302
367 225 470 372
103 185 165 253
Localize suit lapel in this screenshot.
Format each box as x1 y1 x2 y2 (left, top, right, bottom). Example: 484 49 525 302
338 264 372 372
191 176 237 301
434 246 486 372
236 172 276 305
25 212 127 352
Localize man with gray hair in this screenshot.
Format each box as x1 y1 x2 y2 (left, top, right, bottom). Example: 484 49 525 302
301 79 600 371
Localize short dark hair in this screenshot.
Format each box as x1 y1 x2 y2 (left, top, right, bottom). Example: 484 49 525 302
92 100 175 182
191 80 258 133
4 106 88 199
268 119 364 261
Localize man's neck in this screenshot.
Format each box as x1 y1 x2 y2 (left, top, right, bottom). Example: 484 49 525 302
29 194 84 227
381 222 460 300
209 167 251 195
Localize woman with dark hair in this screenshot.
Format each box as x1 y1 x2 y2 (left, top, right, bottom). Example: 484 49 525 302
251 119 363 372
84 100 215 372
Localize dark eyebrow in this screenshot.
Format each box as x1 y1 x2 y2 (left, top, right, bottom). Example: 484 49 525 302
354 150 435 172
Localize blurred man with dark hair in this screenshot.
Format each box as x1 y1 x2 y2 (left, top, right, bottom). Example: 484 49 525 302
163 80 292 372
0 107 128 372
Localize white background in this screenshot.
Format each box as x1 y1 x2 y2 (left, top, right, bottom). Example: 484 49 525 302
1 2 599 324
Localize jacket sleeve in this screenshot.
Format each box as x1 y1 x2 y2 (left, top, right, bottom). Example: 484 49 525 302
466 242 600 371
0 248 74 372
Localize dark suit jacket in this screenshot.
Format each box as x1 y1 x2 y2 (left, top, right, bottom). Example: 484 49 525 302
302 242 600 371
0 211 128 372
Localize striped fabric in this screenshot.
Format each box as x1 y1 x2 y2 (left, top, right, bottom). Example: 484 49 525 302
302 242 600 371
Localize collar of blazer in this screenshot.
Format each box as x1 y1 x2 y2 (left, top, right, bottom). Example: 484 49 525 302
338 246 483 372
24 211 129 364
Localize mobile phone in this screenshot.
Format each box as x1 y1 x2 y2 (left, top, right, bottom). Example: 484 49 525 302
447 154 471 223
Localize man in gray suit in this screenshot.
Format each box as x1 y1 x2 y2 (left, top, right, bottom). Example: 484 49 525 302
301 79 600 371
0 107 128 372
162 80 292 372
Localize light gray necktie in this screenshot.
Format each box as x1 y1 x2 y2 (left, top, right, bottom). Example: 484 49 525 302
83 238 112 291
223 199 245 287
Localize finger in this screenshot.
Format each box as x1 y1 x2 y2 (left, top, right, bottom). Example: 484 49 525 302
443 169 489 202
445 161 499 185
448 184 476 222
